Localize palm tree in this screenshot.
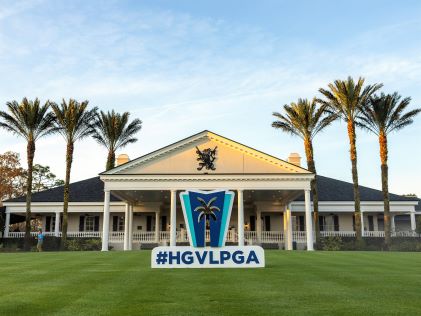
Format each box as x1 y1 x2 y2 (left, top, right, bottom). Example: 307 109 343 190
50 99 97 248
272 98 337 246
0 98 55 250
358 92 421 248
318 77 382 241
92 110 142 170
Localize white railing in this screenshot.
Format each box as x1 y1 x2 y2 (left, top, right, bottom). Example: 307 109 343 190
321 231 356 237
292 231 307 243
6 230 420 241
67 231 101 238
262 231 284 243
133 232 155 242
363 231 384 237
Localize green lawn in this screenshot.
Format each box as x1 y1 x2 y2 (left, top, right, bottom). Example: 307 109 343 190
1 251 421 315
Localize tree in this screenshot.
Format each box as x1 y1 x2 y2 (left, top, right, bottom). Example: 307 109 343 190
0 98 55 250
0 151 25 201
358 92 421 248
50 99 97 247
318 77 382 241
272 98 337 246
92 110 142 170
31 164 64 192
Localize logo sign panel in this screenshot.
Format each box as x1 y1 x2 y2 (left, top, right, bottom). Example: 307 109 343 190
151 189 265 268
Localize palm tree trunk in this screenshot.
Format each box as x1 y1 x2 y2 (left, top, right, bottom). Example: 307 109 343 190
347 120 362 241
106 150 115 171
379 132 391 249
24 139 35 251
304 137 320 247
61 142 74 249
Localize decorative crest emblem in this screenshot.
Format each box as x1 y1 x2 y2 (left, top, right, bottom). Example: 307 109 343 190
196 146 217 171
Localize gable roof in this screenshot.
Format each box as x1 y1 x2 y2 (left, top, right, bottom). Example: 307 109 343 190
4 175 417 204
101 130 311 175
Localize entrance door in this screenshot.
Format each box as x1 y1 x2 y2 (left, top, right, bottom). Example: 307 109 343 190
250 216 256 231
264 215 271 231
146 215 153 231
161 216 167 231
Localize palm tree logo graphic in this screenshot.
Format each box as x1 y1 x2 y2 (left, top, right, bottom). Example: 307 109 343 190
193 196 221 225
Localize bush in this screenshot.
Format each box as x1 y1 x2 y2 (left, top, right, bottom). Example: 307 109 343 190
65 238 101 251
321 236 343 251
390 239 421 252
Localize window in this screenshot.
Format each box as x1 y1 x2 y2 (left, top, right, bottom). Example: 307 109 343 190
85 216 95 232
79 215 99 232
112 216 125 232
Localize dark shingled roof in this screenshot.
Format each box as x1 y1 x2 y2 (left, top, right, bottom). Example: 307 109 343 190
4 175 418 204
5 177 121 203
296 175 418 202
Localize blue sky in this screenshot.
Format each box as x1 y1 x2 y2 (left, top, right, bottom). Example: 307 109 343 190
0 0 420 196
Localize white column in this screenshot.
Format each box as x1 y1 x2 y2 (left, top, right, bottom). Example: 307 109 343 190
170 190 177 246
256 209 262 243
360 211 364 237
283 208 288 249
123 203 130 251
237 189 244 246
391 215 395 234
4 212 10 238
155 210 160 243
286 204 293 250
304 189 314 251
410 212 416 232
101 190 111 251
128 205 133 250
54 211 60 237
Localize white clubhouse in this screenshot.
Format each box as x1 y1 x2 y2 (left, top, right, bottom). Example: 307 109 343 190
3 131 420 250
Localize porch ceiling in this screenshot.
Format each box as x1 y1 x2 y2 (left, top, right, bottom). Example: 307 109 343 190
111 189 303 205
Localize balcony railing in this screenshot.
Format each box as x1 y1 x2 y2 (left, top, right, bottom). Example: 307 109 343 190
6 230 420 242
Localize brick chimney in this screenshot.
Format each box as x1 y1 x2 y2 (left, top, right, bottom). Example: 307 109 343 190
287 153 301 167
116 154 130 166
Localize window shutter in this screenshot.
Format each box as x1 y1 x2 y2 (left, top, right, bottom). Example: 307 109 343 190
333 215 339 231
45 216 51 232
94 216 100 232
79 216 85 232
112 216 118 232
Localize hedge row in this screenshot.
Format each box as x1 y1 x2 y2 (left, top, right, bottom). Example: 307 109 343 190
0 237 102 251
319 236 421 251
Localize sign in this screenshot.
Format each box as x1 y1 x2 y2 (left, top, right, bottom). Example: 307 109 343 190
151 246 264 268
151 189 265 268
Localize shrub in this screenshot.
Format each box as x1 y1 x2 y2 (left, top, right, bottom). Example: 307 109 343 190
84 238 102 251
390 240 421 252
65 238 102 251
321 236 343 251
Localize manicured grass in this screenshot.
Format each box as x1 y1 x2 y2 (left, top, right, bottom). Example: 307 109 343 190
0 251 421 315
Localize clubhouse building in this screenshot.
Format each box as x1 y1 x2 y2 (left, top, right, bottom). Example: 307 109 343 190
3 131 420 250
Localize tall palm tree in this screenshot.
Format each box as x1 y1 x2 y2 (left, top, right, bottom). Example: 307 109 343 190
272 98 337 246
0 98 55 250
50 99 97 248
92 110 142 170
318 77 382 241
358 92 421 248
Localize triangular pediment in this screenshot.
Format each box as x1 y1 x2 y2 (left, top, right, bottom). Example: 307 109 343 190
103 131 310 175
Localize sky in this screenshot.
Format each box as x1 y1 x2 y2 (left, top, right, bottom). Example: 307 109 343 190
0 0 420 196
